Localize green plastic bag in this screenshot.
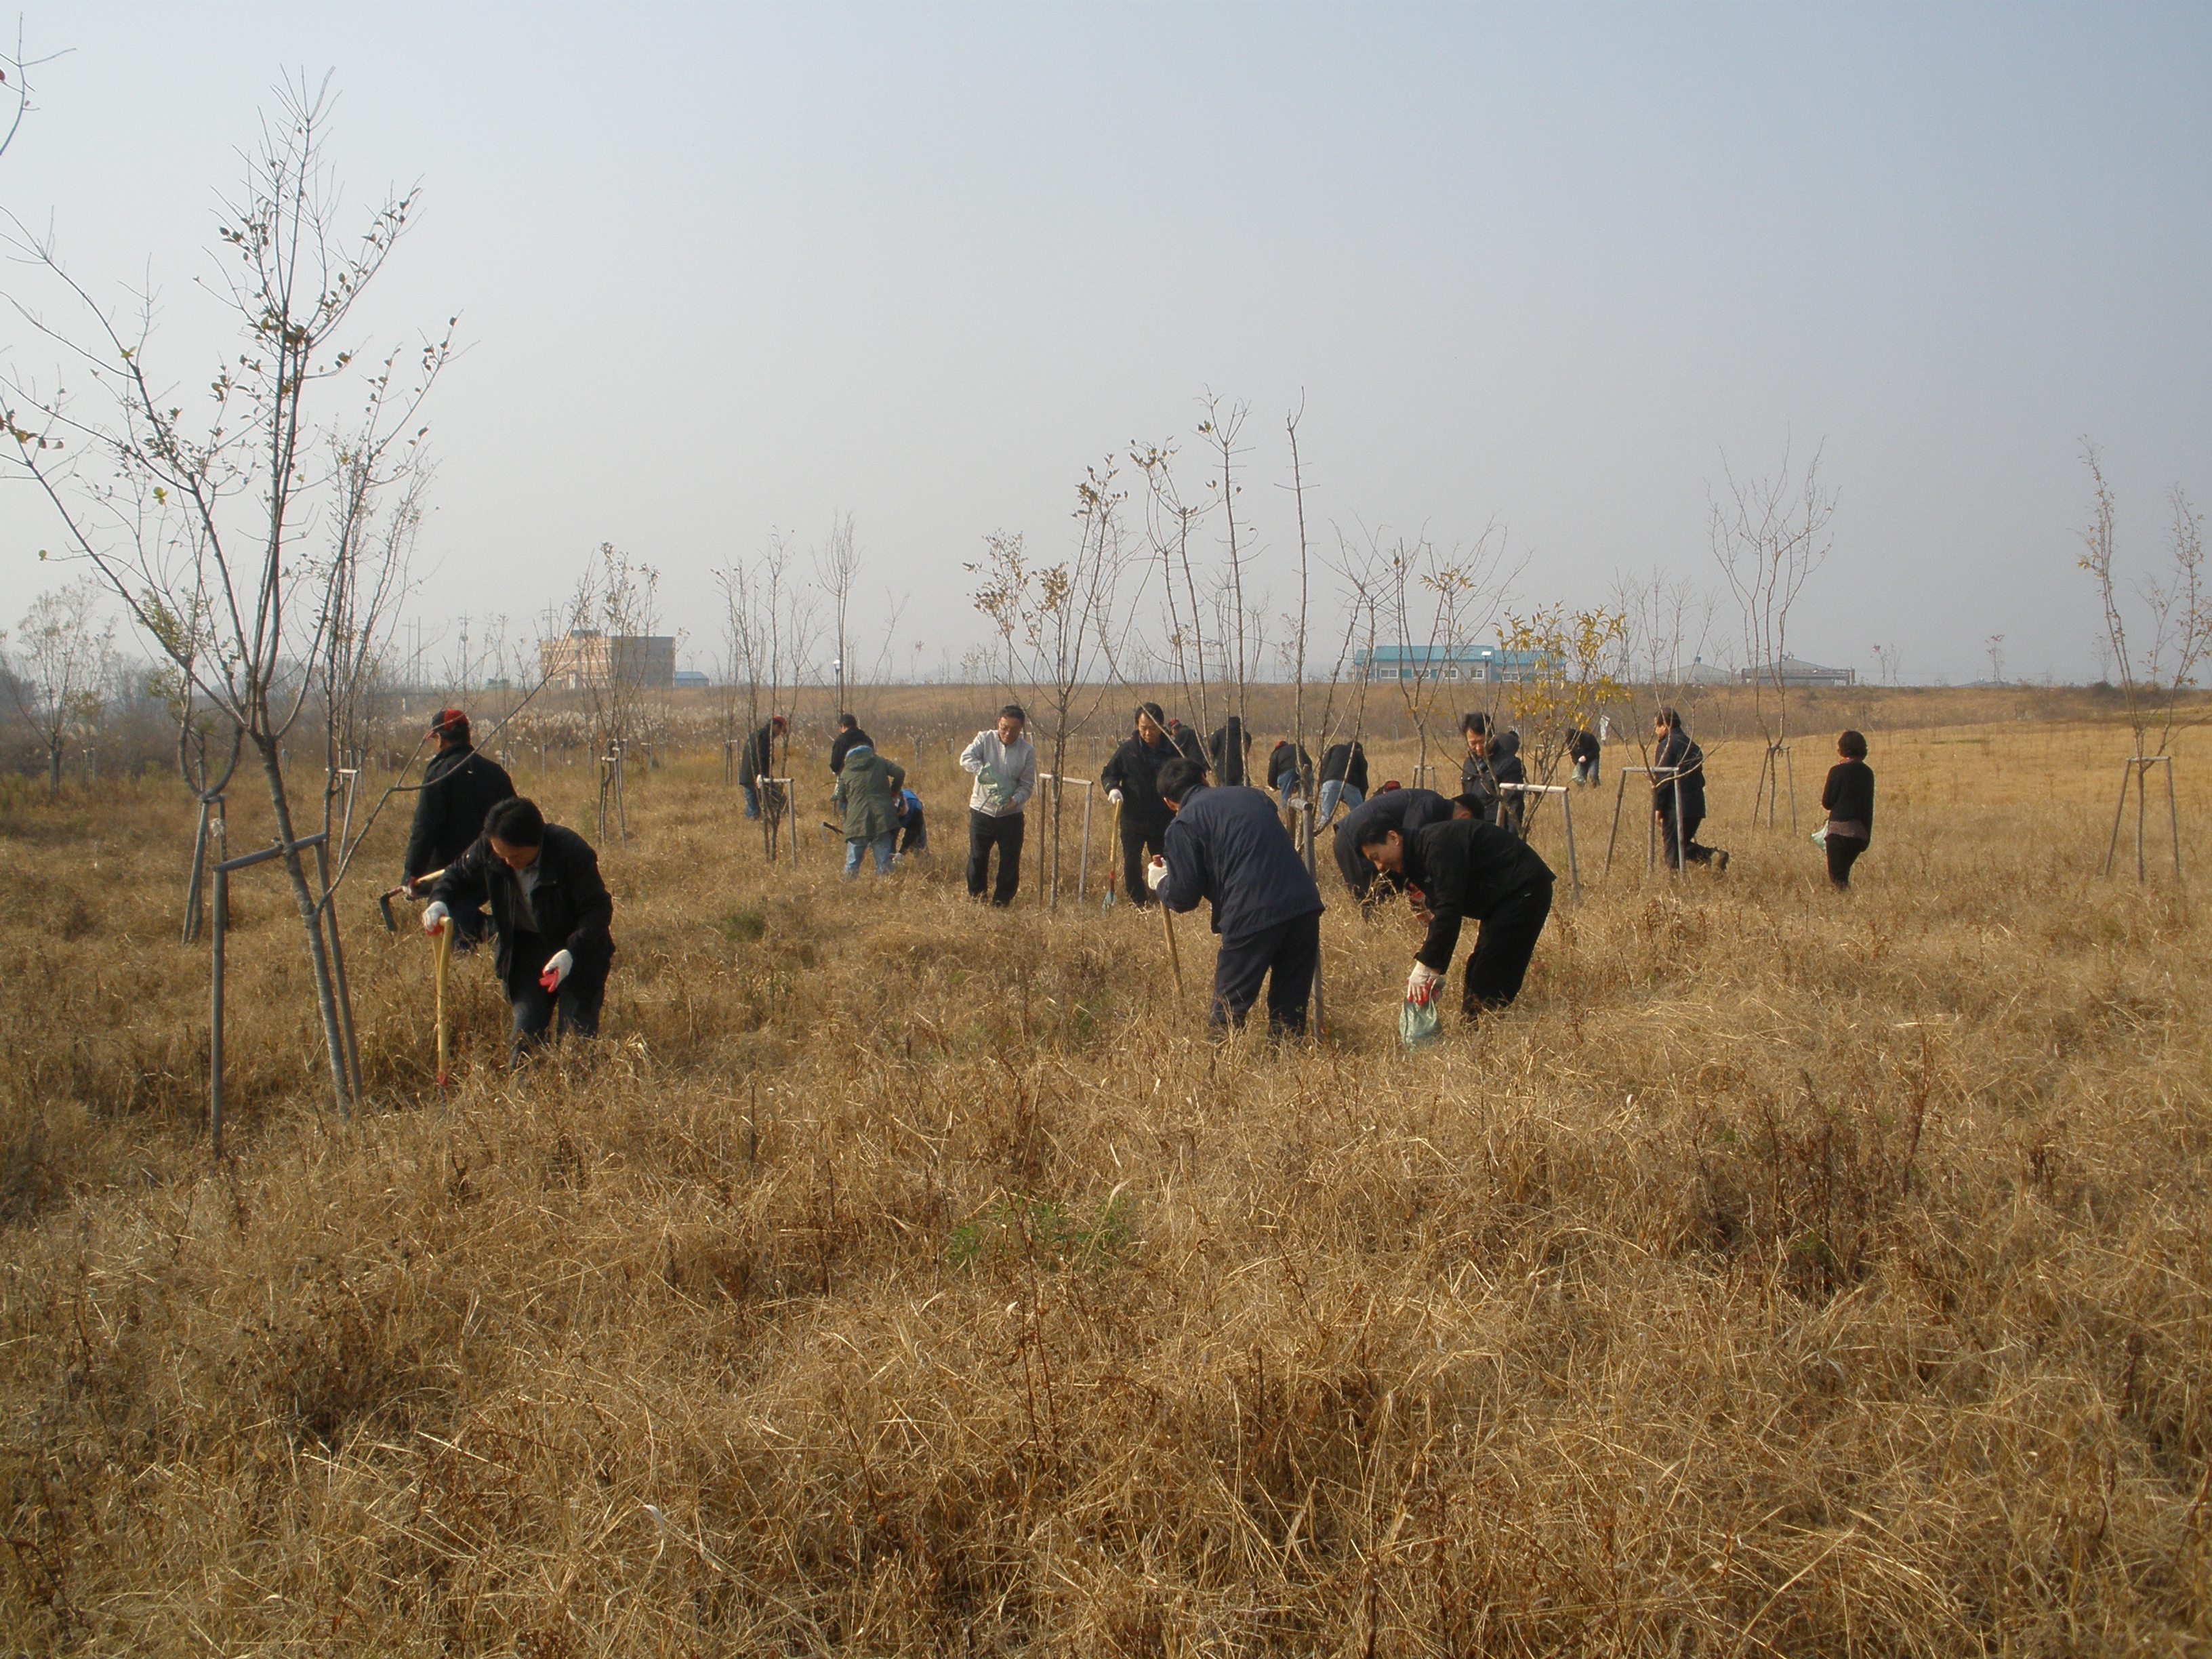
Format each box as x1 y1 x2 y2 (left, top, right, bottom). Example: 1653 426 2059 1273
1399 992 1442 1049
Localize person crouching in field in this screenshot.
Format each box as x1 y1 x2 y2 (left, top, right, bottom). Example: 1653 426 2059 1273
1356 813 1553 1026
1146 758 1326 1038
893 785 927 860
1821 730 1875 888
425 798 613 1066
834 737 907 878
960 705 1036 905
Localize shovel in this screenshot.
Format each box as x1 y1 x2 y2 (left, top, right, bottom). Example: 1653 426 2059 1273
432 916 453 1089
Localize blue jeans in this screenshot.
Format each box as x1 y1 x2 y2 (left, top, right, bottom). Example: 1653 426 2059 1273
741 781 760 819
1318 781 1364 825
844 832 895 877
1572 758 1597 787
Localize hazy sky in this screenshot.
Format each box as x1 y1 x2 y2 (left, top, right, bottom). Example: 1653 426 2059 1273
3 2 2207 686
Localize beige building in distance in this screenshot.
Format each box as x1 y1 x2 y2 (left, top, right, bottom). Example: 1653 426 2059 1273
538 630 677 691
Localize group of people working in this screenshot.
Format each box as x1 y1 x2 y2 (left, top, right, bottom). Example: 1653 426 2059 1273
401 697 1875 1067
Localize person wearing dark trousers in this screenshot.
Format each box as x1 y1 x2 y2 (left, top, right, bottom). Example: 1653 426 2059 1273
1355 815 1554 1022
1317 739 1368 825
893 787 928 857
1147 758 1326 1038
1101 701 1179 908
1820 729 1875 888
1332 785 1452 907
403 708 516 949
1458 712 1500 821
1652 708 1725 872
1567 726 1600 787
424 796 614 1067
960 704 1036 905
1266 738 1313 813
1492 730 1528 835
828 713 872 779
736 714 786 819
1208 716 1253 785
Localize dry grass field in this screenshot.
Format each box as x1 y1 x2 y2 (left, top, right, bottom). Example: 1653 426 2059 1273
2 692 2209 1655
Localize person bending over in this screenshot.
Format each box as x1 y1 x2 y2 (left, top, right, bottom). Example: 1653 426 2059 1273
1317 738 1368 825
426 796 613 1067
1652 708 1726 872
1333 785 1452 909
1357 813 1553 1025
1147 758 1326 1038
834 737 907 878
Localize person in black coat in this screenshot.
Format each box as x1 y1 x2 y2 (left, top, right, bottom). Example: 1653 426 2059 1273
1166 717 1208 769
1101 702 1179 908
1652 708 1725 871
735 714 786 819
1317 739 1368 825
1332 785 1452 907
426 797 615 1065
1207 716 1253 785
1147 758 1326 1037
403 710 516 948
1492 730 1528 834
1820 729 1875 888
1458 712 1500 821
828 713 872 778
1355 815 1554 1021
1266 738 1314 811
1567 726 1600 787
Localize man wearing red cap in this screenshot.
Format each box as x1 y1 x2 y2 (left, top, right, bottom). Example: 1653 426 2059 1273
403 709 516 947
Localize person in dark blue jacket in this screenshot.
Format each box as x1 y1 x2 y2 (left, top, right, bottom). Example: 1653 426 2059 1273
1146 758 1326 1037
403 709 516 948
1332 785 1452 907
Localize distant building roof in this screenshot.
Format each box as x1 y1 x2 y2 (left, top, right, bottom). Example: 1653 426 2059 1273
1739 657 1856 687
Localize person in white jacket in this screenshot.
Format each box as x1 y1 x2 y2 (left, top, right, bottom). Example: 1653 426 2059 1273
959 704 1036 906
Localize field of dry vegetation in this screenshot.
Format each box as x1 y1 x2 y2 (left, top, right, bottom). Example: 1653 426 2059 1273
3 689 2209 1655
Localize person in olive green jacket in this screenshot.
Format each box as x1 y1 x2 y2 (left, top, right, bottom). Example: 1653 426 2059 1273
833 741 907 878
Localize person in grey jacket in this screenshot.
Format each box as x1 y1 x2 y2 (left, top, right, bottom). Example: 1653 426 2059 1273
959 704 1036 905
1147 758 1326 1038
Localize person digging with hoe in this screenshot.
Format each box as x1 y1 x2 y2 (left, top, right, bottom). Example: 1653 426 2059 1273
424 797 615 1067
402 708 514 948
1146 757 1326 1038
1355 808 1554 1031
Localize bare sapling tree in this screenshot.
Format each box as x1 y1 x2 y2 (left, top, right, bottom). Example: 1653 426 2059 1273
2078 444 2208 880
1609 564 1723 774
1 76 452 1115
968 462 1130 907
0 26 65 169
815 513 862 721
1375 520 1518 789
3 575 116 797
1200 394 1256 752
1130 438 1213 734
1709 441 1837 830
565 542 660 839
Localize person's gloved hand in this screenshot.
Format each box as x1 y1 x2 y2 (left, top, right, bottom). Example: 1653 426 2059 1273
539 949 573 992
1406 960 1443 1005
422 901 449 936
1145 856 1168 893
1107 788 1124 806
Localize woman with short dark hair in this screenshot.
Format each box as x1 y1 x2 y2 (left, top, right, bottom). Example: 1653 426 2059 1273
1820 731 1875 889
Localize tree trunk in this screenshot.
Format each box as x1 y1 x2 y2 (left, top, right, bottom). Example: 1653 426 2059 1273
256 735 354 1117
46 745 61 800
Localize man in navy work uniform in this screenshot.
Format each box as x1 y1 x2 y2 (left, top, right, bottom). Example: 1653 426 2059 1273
1145 758 1325 1038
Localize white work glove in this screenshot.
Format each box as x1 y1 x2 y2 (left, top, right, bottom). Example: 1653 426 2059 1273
1145 856 1168 893
539 949 574 992
1406 960 1443 1005
1107 788 1124 806
422 901 450 936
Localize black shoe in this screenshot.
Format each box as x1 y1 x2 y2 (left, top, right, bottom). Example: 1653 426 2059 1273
1713 850 1730 874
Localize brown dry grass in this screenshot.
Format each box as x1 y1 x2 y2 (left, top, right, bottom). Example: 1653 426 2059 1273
2 699 2209 1654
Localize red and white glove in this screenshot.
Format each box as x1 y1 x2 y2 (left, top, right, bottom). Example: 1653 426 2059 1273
422 901 450 936
1406 961 1443 1005
1145 856 1168 893
539 949 573 992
